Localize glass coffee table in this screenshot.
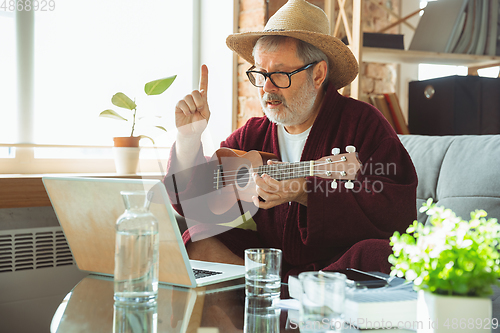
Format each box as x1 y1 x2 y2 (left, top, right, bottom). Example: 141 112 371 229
50 275 414 332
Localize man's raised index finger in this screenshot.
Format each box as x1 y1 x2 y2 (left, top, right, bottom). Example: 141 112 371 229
199 64 208 95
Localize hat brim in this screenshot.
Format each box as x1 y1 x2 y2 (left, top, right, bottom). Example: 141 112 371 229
226 30 359 90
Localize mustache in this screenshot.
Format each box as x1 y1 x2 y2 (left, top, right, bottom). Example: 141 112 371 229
262 93 288 108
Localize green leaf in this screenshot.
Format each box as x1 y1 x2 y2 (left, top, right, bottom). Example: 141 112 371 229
112 92 137 110
99 109 128 121
144 75 177 96
155 125 167 132
139 135 155 145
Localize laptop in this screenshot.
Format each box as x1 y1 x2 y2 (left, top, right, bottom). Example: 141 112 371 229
42 176 245 288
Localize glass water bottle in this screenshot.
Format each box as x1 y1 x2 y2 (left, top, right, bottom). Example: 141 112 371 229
114 190 159 303
113 301 158 333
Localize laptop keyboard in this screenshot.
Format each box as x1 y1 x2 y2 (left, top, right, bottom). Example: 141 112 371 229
193 268 223 279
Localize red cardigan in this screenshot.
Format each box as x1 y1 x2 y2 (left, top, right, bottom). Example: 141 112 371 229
165 84 417 276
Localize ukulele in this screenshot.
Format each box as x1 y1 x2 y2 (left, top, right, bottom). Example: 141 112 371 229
207 146 362 215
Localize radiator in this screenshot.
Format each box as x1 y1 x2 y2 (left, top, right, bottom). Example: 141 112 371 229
0 226 88 333
0 226 75 273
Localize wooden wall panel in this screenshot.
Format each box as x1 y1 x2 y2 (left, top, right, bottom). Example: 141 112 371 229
0 175 164 209
0 177 50 209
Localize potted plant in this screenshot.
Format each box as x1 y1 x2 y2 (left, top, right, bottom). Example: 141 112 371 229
100 75 176 174
389 199 500 332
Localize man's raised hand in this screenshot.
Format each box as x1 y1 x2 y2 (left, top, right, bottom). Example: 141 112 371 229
175 64 211 137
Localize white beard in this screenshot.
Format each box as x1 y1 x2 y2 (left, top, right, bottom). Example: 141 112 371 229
260 78 318 127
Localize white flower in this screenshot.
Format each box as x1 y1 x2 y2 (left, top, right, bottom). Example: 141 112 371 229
405 269 418 281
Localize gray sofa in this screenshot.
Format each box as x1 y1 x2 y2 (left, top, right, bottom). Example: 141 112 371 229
399 134 500 330
399 135 500 224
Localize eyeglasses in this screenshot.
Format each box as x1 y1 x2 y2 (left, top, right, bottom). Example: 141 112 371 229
246 61 318 89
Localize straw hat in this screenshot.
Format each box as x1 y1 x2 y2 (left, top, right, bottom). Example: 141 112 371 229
226 0 359 89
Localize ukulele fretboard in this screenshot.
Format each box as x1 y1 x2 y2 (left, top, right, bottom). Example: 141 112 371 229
257 161 314 181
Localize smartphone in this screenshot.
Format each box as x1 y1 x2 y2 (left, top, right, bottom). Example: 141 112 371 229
330 268 388 288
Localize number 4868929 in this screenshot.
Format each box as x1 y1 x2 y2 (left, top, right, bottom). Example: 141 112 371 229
1 0 56 11
443 317 498 330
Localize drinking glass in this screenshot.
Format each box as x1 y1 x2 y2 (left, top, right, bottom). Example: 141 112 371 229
244 296 281 333
244 248 282 298
298 271 347 332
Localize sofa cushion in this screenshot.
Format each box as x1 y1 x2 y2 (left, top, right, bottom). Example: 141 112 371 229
399 135 500 225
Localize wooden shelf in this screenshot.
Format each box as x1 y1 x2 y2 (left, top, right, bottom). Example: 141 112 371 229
363 47 500 69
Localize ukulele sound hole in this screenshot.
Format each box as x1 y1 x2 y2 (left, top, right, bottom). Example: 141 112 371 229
236 166 249 188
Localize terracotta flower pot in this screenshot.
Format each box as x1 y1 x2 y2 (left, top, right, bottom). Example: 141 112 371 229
112 137 141 174
113 136 141 148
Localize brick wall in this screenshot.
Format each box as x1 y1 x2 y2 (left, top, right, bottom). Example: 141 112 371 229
236 0 400 128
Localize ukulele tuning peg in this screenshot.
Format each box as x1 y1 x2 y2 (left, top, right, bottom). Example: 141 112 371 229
344 180 354 190
345 145 356 153
331 180 338 189
331 148 340 156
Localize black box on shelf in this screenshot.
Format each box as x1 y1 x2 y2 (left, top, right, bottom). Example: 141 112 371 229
342 32 404 50
408 75 500 135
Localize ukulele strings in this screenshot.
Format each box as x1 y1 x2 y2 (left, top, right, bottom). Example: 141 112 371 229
213 159 347 184
213 159 346 180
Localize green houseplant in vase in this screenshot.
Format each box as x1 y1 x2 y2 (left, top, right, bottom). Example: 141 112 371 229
389 199 500 333
100 75 176 174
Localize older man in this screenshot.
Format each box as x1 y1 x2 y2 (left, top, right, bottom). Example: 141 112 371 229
166 0 417 278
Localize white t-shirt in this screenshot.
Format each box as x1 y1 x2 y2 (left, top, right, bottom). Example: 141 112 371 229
277 124 312 163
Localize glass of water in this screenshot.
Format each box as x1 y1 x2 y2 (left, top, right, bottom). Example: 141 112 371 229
244 296 281 333
298 271 347 332
244 248 282 298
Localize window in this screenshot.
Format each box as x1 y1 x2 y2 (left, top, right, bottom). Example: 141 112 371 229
418 64 500 81
0 0 235 173
0 10 16 156
33 0 193 147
